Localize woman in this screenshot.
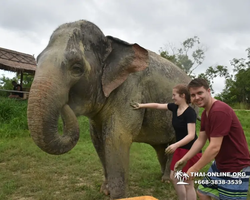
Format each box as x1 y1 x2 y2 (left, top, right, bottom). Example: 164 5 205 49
131 84 201 200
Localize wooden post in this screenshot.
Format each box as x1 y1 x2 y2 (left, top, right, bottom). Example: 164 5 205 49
20 71 23 87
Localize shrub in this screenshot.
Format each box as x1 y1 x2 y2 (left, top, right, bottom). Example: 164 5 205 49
0 97 29 138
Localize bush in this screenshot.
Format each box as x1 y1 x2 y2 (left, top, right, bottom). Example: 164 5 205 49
229 102 250 110
0 97 29 138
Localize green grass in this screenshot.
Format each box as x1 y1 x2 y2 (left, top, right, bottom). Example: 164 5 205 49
0 135 177 200
0 98 249 199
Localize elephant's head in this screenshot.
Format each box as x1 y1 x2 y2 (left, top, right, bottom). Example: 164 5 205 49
27 20 148 155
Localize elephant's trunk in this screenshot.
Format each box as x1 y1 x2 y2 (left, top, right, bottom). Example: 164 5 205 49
27 77 79 155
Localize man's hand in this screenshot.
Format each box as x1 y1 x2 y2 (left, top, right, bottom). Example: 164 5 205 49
130 102 140 109
165 144 178 154
174 159 187 172
186 166 199 180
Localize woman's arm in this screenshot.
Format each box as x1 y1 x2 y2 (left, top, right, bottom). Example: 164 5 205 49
174 131 207 171
165 123 195 154
130 102 168 110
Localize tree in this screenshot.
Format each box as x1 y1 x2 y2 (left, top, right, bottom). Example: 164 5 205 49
215 48 250 106
197 65 230 94
159 36 206 76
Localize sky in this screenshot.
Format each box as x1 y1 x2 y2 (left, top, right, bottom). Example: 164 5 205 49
1 0 250 94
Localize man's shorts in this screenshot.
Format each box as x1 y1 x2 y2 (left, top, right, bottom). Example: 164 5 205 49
197 162 250 200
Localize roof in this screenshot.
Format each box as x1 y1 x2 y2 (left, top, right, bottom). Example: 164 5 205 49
0 47 37 74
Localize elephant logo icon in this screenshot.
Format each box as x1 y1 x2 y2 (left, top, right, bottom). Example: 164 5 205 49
175 170 189 184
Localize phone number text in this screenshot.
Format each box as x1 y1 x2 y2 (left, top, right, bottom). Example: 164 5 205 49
195 179 242 185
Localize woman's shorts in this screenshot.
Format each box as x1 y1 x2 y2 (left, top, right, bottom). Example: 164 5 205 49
170 147 202 172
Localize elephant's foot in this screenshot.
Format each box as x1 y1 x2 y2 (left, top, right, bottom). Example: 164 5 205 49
100 182 126 200
100 181 110 196
100 179 127 199
161 174 171 183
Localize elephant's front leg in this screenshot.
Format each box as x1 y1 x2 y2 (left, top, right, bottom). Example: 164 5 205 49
103 125 132 199
89 122 110 195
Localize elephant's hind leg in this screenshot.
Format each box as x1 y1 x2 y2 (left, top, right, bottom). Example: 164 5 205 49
151 144 172 182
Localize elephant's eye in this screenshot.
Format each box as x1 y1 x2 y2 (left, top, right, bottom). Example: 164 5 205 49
71 64 84 77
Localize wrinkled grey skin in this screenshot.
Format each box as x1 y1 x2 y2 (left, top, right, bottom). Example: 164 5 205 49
27 20 194 199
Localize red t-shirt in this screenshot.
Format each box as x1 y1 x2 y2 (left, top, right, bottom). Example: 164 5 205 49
201 100 250 172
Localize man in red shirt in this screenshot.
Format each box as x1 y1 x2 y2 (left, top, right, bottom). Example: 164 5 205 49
174 78 250 200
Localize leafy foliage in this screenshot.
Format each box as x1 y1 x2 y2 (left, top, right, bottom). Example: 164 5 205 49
159 36 250 107
198 65 230 94
159 36 206 76
215 48 250 107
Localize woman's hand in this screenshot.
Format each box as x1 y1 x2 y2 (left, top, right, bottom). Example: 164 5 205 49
165 144 178 154
130 102 140 109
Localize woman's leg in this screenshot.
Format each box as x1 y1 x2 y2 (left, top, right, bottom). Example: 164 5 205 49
184 180 197 200
170 170 186 200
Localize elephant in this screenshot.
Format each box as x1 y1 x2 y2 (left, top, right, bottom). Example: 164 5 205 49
27 20 194 199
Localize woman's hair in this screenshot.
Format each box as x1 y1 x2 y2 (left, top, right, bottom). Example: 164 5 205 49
188 78 209 90
173 84 190 104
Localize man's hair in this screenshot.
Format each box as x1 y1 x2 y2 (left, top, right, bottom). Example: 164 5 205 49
173 84 190 104
188 78 209 90
12 81 17 84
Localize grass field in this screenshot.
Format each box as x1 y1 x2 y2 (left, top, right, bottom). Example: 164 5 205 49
0 99 249 200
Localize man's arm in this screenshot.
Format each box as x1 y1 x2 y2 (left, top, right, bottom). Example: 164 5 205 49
188 136 223 172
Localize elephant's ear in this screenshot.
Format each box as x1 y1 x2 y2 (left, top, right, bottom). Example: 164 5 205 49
102 36 149 97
